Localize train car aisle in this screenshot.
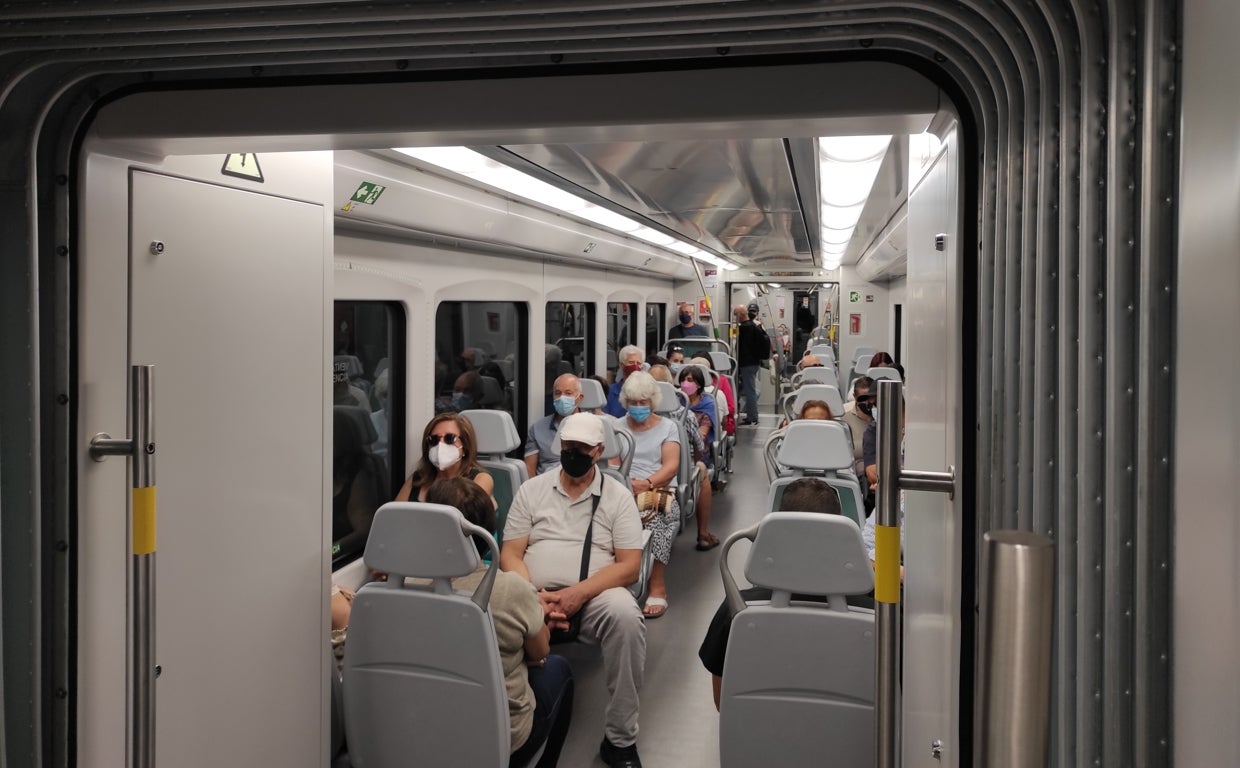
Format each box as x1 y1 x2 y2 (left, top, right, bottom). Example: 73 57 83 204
557 415 782 767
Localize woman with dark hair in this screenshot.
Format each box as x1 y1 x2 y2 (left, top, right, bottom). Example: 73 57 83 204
395 412 495 505
426 478 574 766
869 351 895 368
678 365 720 552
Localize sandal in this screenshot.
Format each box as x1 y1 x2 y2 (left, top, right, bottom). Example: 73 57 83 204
642 596 669 618
696 533 721 551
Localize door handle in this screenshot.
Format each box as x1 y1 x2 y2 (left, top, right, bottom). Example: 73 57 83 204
89 364 157 768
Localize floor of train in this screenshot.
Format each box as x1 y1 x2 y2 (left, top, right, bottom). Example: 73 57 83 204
556 414 781 768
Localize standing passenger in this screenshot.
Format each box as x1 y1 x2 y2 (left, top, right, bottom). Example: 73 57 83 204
501 413 647 768
667 302 709 339
734 304 771 425
395 413 496 505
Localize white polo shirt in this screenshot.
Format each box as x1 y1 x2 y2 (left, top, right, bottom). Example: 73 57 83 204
504 467 643 589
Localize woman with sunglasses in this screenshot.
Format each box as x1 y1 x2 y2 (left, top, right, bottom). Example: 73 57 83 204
395 413 496 506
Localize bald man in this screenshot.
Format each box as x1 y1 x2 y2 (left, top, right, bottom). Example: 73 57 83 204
525 373 585 476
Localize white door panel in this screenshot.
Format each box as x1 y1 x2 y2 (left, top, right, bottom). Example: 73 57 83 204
80 168 329 767
902 133 963 767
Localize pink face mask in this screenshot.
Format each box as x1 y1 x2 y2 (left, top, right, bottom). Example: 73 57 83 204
680 380 699 396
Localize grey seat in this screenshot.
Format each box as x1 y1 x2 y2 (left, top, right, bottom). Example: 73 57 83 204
790 366 838 389
866 365 903 383
766 420 865 526
343 502 518 767
579 377 607 411
782 383 847 421
652 380 699 530
718 512 876 768
459 409 527 546
808 344 836 366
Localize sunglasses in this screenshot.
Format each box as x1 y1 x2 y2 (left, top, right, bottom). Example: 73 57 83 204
426 433 460 446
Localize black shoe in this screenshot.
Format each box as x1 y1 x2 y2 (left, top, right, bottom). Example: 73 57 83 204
599 738 643 768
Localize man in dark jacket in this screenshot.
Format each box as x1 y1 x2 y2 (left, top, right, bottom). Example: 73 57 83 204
733 303 770 425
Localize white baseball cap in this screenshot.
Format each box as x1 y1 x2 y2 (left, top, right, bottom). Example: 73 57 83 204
558 413 604 447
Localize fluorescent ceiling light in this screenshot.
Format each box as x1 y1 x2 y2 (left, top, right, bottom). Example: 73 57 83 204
817 135 890 268
394 146 737 269
768 283 782 288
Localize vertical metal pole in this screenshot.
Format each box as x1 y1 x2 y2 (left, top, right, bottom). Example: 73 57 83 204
130 365 156 768
976 531 1054 767
874 379 903 768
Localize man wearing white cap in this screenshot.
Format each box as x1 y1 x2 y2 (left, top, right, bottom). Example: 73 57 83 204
501 413 648 768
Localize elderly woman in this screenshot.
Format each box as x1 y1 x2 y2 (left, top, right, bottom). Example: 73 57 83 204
611 370 680 618
604 344 645 418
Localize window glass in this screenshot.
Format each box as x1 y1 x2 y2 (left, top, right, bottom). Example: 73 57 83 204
606 301 637 373
645 303 666 358
434 301 528 439
546 301 595 378
332 301 405 565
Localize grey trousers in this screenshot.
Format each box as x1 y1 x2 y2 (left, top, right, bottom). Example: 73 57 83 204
579 586 647 747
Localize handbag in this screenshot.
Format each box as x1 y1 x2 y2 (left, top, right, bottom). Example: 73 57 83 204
548 492 601 644
635 485 676 525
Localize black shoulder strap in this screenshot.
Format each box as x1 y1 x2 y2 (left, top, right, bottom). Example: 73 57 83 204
578 489 603 583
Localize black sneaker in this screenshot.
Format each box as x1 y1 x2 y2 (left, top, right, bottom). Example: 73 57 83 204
599 738 643 768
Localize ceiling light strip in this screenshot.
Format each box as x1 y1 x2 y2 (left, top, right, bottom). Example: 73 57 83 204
817 135 890 270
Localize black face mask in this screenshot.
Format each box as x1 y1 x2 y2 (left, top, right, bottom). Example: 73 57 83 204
858 399 875 416
560 448 595 478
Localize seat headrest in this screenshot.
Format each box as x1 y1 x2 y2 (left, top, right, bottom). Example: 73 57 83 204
809 345 835 361
798 367 837 386
334 354 364 379
653 381 684 414
579 378 606 410
333 405 377 455
708 351 734 373
791 384 846 420
478 375 504 405
459 410 520 454
363 503 482 578
866 366 903 383
745 512 873 596
776 420 854 471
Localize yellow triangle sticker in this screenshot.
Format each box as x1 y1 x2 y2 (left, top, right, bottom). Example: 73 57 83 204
221 153 264 182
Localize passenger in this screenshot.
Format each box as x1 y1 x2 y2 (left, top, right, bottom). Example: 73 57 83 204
435 370 484 414
869 351 895 369
798 352 823 370
797 399 833 420
842 376 876 474
330 583 354 670
697 478 873 709
603 345 645 418
427 478 574 765
646 364 673 384
500 413 647 768
690 355 735 436
611 371 680 618
646 354 670 370
395 413 496 506
677 366 720 551
525 373 584 477
666 345 686 375
667 301 709 339
734 304 771 425
861 394 906 564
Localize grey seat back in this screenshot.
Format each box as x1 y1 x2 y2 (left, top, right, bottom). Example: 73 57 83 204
866 365 903 383
808 344 836 366
782 383 846 421
579 377 607 411
343 503 509 767
766 420 864 525
460 409 526 545
718 513 875 768
793 366 838 388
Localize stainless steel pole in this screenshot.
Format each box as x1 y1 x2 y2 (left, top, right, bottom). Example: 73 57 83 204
131 366 157 768
874 379 903 768
976 530 1054 767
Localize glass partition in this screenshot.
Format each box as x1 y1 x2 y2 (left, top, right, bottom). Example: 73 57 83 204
434 301 528 439
645 302 666 358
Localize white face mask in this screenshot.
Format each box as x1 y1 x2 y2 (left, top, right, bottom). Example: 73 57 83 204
429 442 462 471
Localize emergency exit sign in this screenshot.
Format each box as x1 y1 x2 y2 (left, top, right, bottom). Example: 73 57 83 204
350 181 386 205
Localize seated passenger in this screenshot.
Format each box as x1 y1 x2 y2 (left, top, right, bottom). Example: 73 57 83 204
666 345 686 375
435 370 484 414
697 478 873 709
646 364 673 384
501 414 647 768
798 352 823 370
396 413 496 506
330 583 354 670
842 376 876 474
604 345 645 418
611 372 680 619
691 356 736 437
798 399 833 420
677 366 719 551
525 373 584 477
428 478 574 765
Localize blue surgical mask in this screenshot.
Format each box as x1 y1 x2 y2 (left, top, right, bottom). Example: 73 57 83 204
627 405 652 423
669 362 684 374
553 395 577 417
452 392 474 411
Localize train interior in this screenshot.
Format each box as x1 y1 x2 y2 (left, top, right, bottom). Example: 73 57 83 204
76 61 964 766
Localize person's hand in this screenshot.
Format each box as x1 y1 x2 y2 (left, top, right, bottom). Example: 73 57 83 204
537 590 571 631
541 586 587 622
629 477 648 494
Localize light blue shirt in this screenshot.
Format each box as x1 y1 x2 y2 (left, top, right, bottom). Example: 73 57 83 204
523 413 564 475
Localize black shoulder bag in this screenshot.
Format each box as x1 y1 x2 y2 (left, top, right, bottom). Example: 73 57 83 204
548 492 601 644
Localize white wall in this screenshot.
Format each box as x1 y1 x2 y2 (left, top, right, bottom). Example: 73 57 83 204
1174 1 1240 764
838 267 892 372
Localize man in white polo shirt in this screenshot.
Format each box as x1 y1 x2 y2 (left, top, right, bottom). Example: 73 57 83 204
501 413 647 768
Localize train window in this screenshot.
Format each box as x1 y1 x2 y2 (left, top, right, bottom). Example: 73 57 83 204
645 303 666 357
546 301 595 379
332 300 405 565
606 301 637 372
434 301 528 440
